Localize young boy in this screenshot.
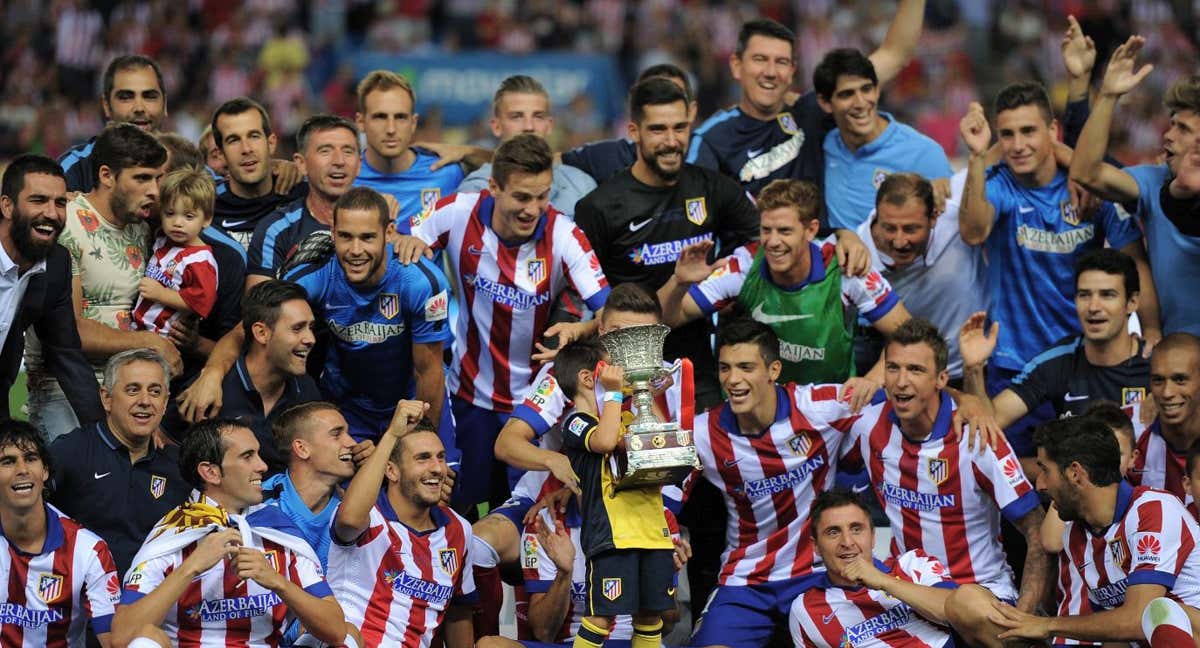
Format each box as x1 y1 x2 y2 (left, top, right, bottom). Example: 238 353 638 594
1182 445 1200 522
130 168 218 336
557 338 674 648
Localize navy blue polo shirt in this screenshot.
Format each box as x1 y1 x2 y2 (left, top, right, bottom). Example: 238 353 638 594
218 354 324 475
48 421 189 575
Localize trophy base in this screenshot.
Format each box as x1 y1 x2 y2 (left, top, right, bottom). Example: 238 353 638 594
612 423 698 492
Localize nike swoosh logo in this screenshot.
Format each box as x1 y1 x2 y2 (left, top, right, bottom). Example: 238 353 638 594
723 458 741 468
1063 392 1089 402
748 148 763 159
851 484 871 494
628 218 654 232
467 245 487 256
222 219 250 228
94 472 111 480
822 612 837 625
667 587 676 596
751 304 814 325
1018 206 1035 214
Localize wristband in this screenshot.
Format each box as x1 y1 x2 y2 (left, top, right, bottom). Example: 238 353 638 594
603 391 624 404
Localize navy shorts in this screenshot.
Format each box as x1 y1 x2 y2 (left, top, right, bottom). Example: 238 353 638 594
688 571 826 648
585 548 675 617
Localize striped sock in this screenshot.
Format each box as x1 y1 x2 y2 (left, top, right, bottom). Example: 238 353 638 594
632 619 663 648
573 618 610 648
1143 597 1193 648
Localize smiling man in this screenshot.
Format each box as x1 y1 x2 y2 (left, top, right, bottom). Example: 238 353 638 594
283 187 455 451
1124 333 1200 501
789 489 958 648
49 349 190 576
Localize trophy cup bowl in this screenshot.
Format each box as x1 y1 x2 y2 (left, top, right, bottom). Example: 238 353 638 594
598 324 698 492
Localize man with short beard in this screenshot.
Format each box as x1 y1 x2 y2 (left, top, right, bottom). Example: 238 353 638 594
59 55 169 193
574 78 759 409
26 123 181 441
0 154 102 424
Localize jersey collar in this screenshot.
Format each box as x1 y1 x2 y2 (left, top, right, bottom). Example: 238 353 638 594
477 193 548 246
0 503 65 556
1096 480 1136 536
888 390 955 443
719 384 791 437
759 242 825 291
234 353 307 400
376 489 451 534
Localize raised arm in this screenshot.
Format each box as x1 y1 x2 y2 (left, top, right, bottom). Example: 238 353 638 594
958 103 996 246
1061 16 1097 103
586 364 627 454
958 313 1029 428
656 240 726 328
868 0 927 84
1069 36 1153 202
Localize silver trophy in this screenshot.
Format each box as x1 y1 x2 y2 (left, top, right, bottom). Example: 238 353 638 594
599 324 698 491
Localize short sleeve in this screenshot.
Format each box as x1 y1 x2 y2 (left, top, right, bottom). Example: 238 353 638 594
411 196 457 250
404 259 452 344
58 226 83 276
568 196 607 272
896 549 957 589
559 225 610 312
293 551 334 599
1098 200 1141 250
521 511 562 593
972 438 1040 522
510 365 570 438
282 262 329 308
453 525 478 605
121 554 177 603
560 412 599 453
82 537 120 633
178 254 219 317
1006 350 1064 411
714 176 759 250
842 269 899 323
983 169 1016 225
1125 495 1197 589
685 133 720 171
691 244 755 315
456 169 489 194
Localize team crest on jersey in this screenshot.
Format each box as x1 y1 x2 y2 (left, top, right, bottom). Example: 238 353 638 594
872 169 890 189
378 293 400 320
1122 387 1145 405
777 113 799 135
420 189 441 216
602 577 622 601
150 475 167 499
1109 538 1127 565
264 549 280 572
439 548 460 577
787 433 812 457
164 258 179 276
36 573 64 604
1061 200 1081 226
526 258 547 286
685 197 708 226
927 457 949 485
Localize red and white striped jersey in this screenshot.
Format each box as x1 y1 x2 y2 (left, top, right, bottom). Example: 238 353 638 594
789 550 956 648
1052 548 1098 647
0 505 119 648
327 493 476 648
130 237 219 337
841 392 1040 601
121 522 329 646
1128 403 1190 504
413 191 610 412
691 383 859 586
1063 483 1200 611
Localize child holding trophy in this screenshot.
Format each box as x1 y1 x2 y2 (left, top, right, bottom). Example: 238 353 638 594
556 337 675 648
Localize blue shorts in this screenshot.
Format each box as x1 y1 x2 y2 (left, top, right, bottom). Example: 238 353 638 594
986 364 1055 458
340 392 460 469
451 397 513 508
688 572 826 648
489 496 534 530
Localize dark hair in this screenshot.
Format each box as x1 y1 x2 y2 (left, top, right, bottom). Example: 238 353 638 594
491 134 553 188
211 97 273 151
735 19 795 58
717 318 780 366
102 55 165 103
602 283 662 320
886 318 949 373
0 419 53 484
180 418 246 491
813 48 877 100
757 179 823 223
89 123 168 185
1034 416 1122 487
241 280 311 341
994 81 1053 124
810 489 873 538
875 173 935 220
555 337 606 400
157 132 203 173
333 186 390 230
273 401 340 462
1 154 66 204
387 423 441 464
636 64 693 103
295 114 358 153
1083 400 1135 444
1074 249 1139 300
629 77 689 124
